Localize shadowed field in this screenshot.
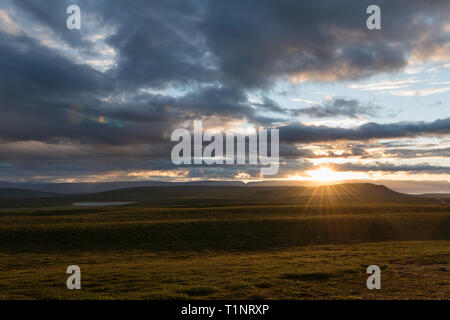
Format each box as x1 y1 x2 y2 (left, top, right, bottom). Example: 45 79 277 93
0 185 448 299
1 241 448 299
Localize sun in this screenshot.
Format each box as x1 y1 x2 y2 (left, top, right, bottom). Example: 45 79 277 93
288 167 369 183
306 167 365 183
306 167 339 182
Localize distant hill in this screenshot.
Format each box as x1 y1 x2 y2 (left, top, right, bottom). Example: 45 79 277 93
0 183 444 208
418 193 450 205
248 179 450 194
419 193 450 198
314 183 403 197
1 179 447 195
0 180 245 194
0 188 57 198
59 183 437 207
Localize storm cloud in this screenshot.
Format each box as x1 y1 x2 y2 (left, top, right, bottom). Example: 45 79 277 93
280 118 450 143
329 162 450 174
0 0 449 183
294 98 380 118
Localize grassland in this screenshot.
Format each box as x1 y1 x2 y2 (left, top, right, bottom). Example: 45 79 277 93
0 190 449 299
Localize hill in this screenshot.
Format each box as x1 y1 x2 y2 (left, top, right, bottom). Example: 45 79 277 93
0 188 448 299
419 193 450 199
0 180 245 194
0 183 443 208
80 183 411 202
248 179 450 194
1 179 449 195
0 188 57 198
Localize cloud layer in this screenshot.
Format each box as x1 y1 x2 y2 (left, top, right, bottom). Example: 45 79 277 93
0 0 449 182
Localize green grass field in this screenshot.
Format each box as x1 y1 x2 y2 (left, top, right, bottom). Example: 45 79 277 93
0 193 449 299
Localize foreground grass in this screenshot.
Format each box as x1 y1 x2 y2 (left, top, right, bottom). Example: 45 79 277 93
0 204 448 299
0 241 448 299
0 204 449 252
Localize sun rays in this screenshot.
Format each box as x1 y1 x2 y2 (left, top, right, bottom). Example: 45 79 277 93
288 166 367 184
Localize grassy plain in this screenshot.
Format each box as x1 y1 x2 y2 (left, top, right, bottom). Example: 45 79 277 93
0 188 449 300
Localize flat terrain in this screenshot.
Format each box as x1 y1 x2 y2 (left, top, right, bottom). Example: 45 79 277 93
0 187 449 299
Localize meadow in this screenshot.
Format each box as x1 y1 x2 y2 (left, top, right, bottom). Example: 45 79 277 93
0 185 448 299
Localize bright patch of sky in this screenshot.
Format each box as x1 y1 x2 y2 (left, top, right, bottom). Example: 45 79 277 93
3 0 117 72
263 61 450 125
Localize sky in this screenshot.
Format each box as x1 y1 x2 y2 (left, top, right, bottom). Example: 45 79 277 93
0 0 449 190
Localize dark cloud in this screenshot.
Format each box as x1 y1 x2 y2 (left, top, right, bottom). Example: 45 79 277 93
280 118 450 143
0 33 108 99
380 147 450 159
104 0 213 90
0 157 182 183
201 0 450 87
251 96 287 115
12 0 92 49
0 1 449 182
176 87 289 126
295 98 379 118
9 0 450 89
176 86 248 118
329 162 450 174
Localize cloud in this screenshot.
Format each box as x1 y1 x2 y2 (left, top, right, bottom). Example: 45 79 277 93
294 97 379 118
0 1 449 182
7 0 450 89
0 9 21 35
329 162 450 174
200 0 450 87
387 86 450 96
280 118 450 143
250 96 287 114
377 147 450 159
348 79 421 91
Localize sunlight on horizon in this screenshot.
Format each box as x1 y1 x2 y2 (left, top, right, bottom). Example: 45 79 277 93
289 167 368 183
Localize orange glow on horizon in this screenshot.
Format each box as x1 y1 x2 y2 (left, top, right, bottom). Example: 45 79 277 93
289 167 368 183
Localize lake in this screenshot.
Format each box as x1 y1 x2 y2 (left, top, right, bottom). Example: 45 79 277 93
73 202 135 207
